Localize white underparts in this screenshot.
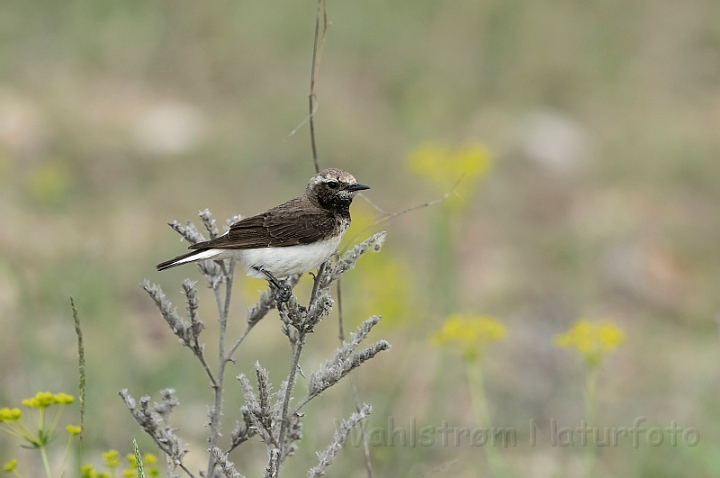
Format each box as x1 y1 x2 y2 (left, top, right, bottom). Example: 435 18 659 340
174 235 343 278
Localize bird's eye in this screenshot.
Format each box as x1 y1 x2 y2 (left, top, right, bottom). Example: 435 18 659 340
327 181 339 189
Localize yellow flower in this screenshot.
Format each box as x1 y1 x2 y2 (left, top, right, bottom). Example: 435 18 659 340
2 460 17 473
53 393 74 405
126 454 137 468
66 425 82 436
555 320 625 367
102 450 120 469
0 408 22 422
80 464 97 478
122 470 136 478
22 392 55 409
142 454 160 477
407 142 492 212
432 314 506 361
98 472 110 478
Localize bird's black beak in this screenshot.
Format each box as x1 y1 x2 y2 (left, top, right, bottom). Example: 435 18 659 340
348 183 370 192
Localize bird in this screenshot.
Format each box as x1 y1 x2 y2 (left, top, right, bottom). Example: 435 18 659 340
156 168 369 298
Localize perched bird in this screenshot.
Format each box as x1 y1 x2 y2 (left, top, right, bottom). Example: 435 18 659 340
157 168 369 296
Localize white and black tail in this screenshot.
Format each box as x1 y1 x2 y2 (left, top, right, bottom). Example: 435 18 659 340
156 249 224 271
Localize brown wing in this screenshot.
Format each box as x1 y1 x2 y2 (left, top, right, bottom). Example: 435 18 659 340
189 197 338 250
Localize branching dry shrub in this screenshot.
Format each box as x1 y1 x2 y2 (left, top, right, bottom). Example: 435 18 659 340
122 210 389 478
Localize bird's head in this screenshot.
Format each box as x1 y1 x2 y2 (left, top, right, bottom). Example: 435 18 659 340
307 168 370 209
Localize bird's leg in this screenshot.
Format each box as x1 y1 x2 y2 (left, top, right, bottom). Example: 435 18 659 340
255 267 292 303
215 260 230 279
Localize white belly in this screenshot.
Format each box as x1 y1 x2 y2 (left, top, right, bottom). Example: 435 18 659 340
190 235 342 278
239 235 342 277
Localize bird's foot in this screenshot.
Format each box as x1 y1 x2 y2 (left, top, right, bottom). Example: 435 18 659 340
255 267 292 303
277 284 292 303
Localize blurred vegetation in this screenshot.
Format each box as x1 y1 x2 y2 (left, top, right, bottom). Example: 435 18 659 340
1 0 720 477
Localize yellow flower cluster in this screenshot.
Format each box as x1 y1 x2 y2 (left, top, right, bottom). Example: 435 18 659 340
432 314 506 361
21 392 73 409
1 391 81 478
21 392 54 409
407 142 492 211
0 408 22 423
555 320 625 367
53 393 75 405
81 464 97 478
2 460 17 472
102 450 120 469
81 452 160 478
1 390 79 465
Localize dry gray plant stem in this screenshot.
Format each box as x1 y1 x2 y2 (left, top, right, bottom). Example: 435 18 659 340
121 210 390 478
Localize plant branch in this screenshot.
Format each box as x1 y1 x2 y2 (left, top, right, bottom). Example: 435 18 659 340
119 390 194 478
307 404 372 478
276 337 305 470
209 447 246 478
308 0 328 173
207 260 236 477
336 280 373 478
181 280 217 388
293 316 389 416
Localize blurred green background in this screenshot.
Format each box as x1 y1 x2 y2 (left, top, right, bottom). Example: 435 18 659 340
1 0 720 476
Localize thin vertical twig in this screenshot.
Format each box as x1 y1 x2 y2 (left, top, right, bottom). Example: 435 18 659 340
306 5 380 472
275 265 327 474
207 261 236 477
276 338 305 467
308 0 328 174
70 298 85 448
